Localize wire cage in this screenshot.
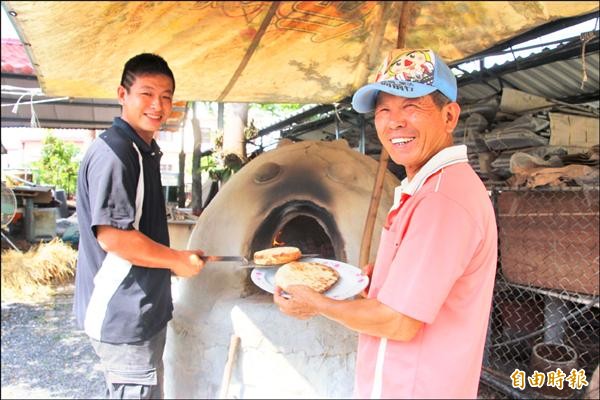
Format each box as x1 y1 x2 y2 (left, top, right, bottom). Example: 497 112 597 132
482 186 599 399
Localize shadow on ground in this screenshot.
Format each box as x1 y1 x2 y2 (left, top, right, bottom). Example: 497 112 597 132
1 285 105 399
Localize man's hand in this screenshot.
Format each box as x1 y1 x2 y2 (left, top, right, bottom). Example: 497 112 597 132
171 251 205 277
276 281 424 342
273 285 321 320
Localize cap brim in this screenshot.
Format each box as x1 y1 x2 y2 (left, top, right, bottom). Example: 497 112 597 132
351 81 437 113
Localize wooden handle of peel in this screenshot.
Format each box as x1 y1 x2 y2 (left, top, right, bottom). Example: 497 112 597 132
219 334 241 399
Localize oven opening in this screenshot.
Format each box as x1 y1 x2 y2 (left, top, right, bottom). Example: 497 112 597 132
244 200 345 296
271 215 334 258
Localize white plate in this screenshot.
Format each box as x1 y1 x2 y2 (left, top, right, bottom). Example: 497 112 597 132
250 257 369 300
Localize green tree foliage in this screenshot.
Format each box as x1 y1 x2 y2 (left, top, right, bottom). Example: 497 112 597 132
251 103 303 116
198 103 305 186
33 133 80 196
199 152 242 183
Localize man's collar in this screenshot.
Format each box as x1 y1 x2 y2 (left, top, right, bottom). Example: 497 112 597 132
113 117 159 154
390 145 468 209
400 145 468 196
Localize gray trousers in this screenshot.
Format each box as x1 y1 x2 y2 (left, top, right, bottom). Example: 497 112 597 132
90 327 167 399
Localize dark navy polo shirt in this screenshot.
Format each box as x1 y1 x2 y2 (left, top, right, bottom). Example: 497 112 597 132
74 117 172 344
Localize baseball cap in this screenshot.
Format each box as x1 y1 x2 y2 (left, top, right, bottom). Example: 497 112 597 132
352 48 457 113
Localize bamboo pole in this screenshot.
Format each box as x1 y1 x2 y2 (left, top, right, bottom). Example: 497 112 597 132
358 2 413 268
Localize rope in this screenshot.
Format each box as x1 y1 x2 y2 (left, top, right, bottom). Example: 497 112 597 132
29 93 40 128
579 31 595 89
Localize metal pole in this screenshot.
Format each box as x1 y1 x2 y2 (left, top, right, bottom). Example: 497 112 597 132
359 114 366 155
334 104 340 140
24 197 34 242
543 296 570 344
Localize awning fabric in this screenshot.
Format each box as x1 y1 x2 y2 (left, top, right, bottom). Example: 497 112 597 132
4 1 599 103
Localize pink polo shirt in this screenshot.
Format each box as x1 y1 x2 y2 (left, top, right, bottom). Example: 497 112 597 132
354 145 498 399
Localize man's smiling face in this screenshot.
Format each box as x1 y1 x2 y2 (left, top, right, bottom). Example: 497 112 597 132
118 73 174 143
373 92 460 179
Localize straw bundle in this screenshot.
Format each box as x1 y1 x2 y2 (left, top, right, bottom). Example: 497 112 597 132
1 238 77 303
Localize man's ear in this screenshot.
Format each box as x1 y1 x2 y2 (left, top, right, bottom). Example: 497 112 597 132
117 85 127 106
444 102 461 134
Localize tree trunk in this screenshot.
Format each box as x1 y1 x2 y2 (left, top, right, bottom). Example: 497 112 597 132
190 102 203 215
177 103 189 208
223 103 248 160
218 102 224 132
177 149 186 208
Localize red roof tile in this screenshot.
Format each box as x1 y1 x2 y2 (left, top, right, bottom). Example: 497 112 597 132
1 38 34 75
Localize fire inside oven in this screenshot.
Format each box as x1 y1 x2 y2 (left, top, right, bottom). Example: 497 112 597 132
249 200 344 262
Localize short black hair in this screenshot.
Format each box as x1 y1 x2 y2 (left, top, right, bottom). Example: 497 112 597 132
120 53 175 93
375 90 452 110
430 91 451 109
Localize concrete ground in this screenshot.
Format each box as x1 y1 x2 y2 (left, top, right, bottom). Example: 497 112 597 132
1 283 509 399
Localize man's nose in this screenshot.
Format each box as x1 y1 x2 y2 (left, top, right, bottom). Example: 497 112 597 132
150 96 162 110
388 113 406 129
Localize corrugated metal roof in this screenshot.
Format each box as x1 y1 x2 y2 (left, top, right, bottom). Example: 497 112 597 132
457 38 599 104
504 55 598 98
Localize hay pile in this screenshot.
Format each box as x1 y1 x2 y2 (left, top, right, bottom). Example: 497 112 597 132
1 238 77 303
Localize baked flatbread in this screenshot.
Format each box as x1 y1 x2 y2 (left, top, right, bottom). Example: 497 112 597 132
275 261 340 293
253 246 302 266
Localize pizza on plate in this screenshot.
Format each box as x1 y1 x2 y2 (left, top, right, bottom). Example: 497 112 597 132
274 261 340 293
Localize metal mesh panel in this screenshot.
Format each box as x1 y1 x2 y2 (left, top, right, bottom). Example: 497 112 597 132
482 186 599 399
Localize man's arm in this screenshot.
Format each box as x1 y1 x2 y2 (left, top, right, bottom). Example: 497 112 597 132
274 285 423 341
96 225 204 277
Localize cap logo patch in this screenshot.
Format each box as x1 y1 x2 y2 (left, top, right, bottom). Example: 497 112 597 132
376 49 435 85
380 80 414 93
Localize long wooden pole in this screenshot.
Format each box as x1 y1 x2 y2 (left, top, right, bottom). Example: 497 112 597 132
219 334 241 399
358 2 413 268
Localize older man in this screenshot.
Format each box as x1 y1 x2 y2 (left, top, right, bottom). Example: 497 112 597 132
274 48 497 399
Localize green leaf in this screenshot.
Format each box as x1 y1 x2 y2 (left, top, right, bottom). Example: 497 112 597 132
32 132 80 196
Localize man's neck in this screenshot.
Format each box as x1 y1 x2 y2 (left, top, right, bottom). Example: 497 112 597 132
137 132 154 146
405 168 418 182
404 143 455 181
120 117 155 145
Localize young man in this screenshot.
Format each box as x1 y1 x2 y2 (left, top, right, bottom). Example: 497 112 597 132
74 53 205 399
274 48 498 399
